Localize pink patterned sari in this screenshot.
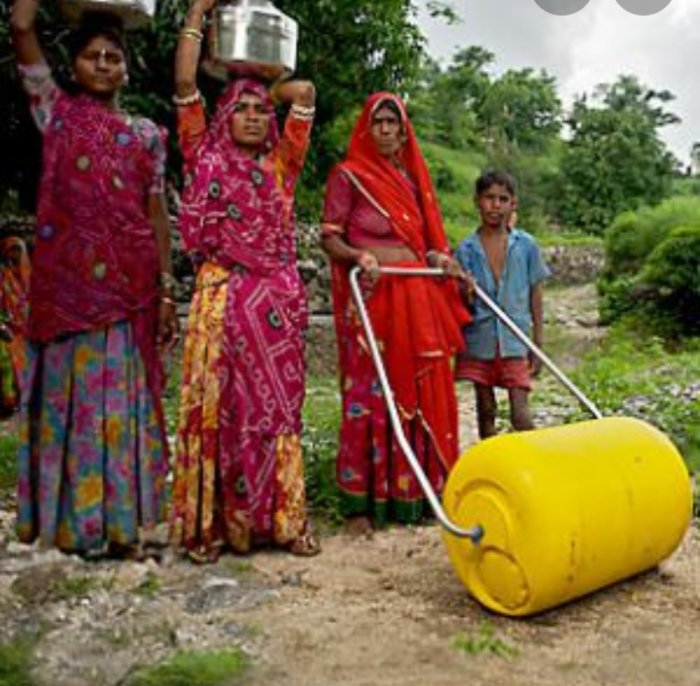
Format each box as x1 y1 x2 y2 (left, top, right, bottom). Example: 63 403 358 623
172 80 314 555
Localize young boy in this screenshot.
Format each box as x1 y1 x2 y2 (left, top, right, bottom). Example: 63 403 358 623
455 171 550 439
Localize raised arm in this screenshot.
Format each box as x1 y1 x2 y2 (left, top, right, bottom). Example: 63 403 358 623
10 0 44 66
175 0 216 98
273 79 316 109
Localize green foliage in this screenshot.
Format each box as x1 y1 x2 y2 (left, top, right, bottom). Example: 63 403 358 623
557 76 678 235
0 429 18 499
604 196 700 274
640 226 700 334
126 649 247 686
599 197 700 332
569 327 700 479
133 572 161 598
0 636 37 686
480 68 562 151
453 623 518 658
302 376 342 522
420 142 484 244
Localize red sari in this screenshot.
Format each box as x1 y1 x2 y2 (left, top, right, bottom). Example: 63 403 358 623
322 92 470 524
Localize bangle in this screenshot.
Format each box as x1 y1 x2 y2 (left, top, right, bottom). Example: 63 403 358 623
160 296 176 306
290 103 315 121
179 27 203 42
426 250 450 267
172 89 202 106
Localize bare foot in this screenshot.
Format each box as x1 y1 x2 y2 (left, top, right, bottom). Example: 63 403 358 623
288 532 321 557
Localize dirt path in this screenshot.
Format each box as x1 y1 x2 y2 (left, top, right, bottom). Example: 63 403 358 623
241 524 699 686
245 283 698 686
1 282 698 685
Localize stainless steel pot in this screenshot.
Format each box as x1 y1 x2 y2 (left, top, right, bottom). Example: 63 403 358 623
58 0 156 30
205 0 298 82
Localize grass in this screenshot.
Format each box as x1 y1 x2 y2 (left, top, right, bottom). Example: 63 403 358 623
453 622 518 658
54 575 107 601
126 649 247 686
133 573 161 599
302 375 343 523
569 326 700 475
0 636 38 686
0 429 18 499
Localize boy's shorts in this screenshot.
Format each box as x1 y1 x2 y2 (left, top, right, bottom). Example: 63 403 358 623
455 353 532 391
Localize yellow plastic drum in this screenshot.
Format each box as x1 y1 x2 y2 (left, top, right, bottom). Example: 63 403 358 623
442 417 692 616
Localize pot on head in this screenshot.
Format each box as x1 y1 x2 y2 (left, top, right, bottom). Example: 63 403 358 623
58 0 157 29
203 0 298 82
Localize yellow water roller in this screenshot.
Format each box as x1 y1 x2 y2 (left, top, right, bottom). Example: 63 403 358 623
350 266 693 617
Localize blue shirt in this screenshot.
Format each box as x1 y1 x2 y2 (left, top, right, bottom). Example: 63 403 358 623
455 228 550 360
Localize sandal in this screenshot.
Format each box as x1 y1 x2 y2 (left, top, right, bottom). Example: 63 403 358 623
186 545 222 565
288 532 321 557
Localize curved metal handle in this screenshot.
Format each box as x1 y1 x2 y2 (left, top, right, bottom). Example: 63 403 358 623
349 266 484 542
376 266 602 419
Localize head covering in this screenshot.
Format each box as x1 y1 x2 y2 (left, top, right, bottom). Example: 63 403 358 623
339 92 449 257
178 79 284 272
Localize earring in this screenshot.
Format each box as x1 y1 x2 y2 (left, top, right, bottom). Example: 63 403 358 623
123 73 130 85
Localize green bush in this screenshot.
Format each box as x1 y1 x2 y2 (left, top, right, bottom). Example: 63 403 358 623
604 196 700 275
600 197 700 333
640 225 700 334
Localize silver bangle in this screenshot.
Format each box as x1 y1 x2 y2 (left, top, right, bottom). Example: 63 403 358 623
290 103 315 120
172 90 202 107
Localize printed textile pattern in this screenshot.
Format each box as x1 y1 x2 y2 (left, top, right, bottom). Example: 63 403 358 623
16 321 167 552
172 81 313 554
0 237 30 413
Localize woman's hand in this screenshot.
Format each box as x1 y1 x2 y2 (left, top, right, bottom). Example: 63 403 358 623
357 251 380 284
271 80 316 107
192 0 217 14
157 300 180 352
11 0 43 66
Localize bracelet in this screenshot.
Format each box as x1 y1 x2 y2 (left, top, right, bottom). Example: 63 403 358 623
172 90 202 106
160 296 176 306
290 103 315 121
426 250 450 267
179 26 203 42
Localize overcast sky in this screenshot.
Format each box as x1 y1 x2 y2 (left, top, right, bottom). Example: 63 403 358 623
416 0 698 162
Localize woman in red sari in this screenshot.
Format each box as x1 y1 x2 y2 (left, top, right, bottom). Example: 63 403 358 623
321 93 471 532
170 0 318 561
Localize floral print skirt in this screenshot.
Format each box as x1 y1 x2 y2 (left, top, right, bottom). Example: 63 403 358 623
16 321 168 553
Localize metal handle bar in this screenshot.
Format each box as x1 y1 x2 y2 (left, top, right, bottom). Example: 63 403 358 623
375 266 602 419
349 266 484 542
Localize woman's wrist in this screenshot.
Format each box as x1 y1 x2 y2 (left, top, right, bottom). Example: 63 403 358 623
10 0 39 33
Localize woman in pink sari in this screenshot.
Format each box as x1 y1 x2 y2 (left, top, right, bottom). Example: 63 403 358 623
10 2 177 556
170 0 319 561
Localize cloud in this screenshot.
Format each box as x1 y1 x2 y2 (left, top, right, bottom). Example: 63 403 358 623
416 0 697 160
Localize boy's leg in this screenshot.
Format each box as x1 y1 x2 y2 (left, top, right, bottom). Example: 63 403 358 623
508 387 534 431
474 384 497 439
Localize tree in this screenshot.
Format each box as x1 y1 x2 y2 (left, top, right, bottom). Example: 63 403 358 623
480 68 561 152
557 76 679 235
